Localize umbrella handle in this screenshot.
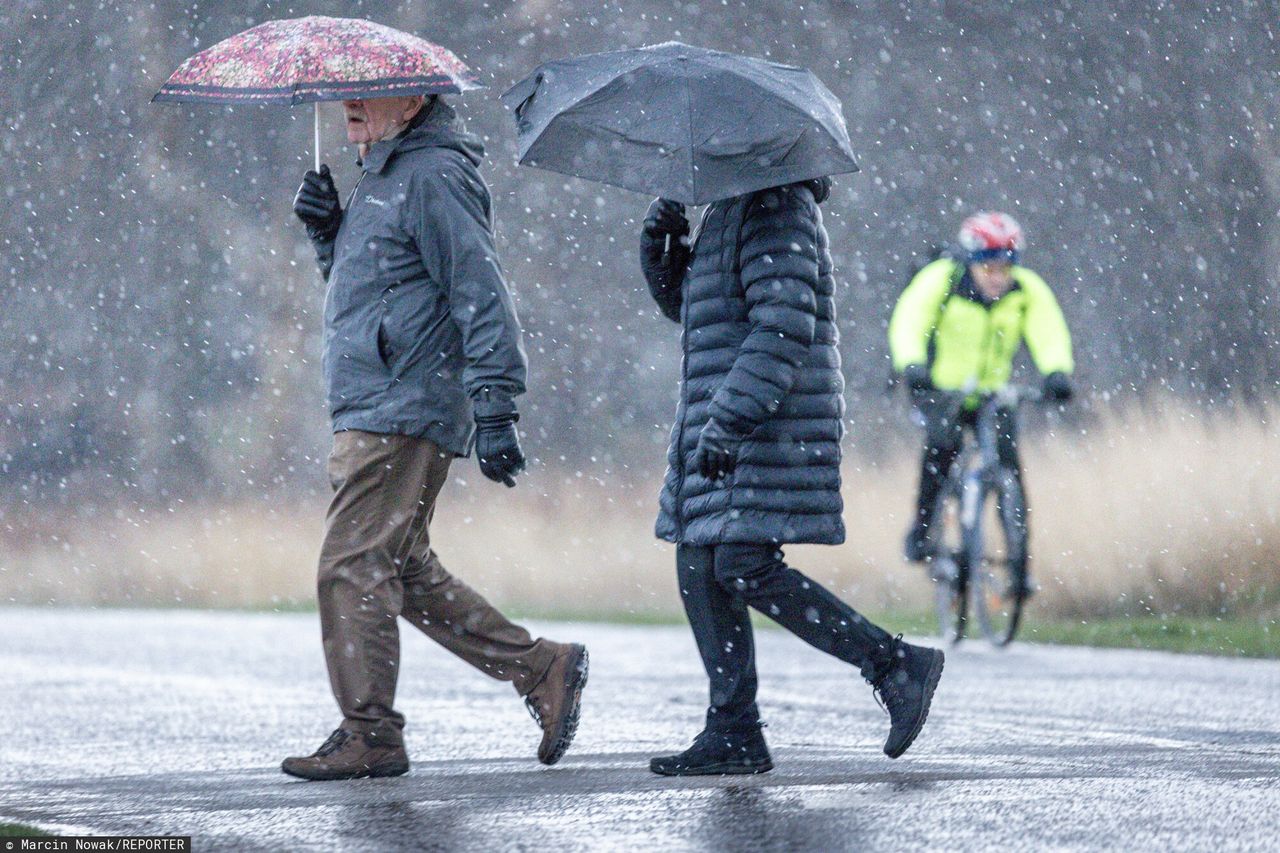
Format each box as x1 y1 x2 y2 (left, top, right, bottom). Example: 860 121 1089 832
313 103 321 172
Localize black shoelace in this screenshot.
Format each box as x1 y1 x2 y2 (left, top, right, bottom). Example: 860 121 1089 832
871 634 907 714
315 729 351 757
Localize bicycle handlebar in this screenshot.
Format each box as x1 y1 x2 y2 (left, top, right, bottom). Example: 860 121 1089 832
913 384 1047 421
990 384 1043 408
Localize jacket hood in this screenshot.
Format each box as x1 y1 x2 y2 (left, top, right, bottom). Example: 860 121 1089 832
718 176 833 208
361 98 485 174
803 176 832 204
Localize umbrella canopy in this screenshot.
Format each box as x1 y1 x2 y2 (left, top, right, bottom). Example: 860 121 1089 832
501 42 858 206
153 17 482 170
153 16 482 105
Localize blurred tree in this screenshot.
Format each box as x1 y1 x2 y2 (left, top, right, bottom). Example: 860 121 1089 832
1 0 1277 504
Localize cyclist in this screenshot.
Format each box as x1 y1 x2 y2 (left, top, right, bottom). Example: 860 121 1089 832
888 212 1074 597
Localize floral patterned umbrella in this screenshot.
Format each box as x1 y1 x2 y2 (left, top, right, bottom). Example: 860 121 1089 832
152 16 483 168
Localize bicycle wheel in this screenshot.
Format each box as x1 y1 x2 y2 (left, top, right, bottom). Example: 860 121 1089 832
968 469 1029 646
930 483 967 643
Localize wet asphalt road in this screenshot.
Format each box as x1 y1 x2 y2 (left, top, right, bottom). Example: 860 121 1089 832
0 608 1276 851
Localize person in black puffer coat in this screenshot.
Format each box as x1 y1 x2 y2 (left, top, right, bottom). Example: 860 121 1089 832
640 179 945 776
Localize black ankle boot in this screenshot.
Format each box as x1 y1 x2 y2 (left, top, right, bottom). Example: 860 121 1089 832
870 636 945 759
650 726 773 776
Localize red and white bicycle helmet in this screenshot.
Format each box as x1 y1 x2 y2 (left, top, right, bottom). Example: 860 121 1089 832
957 211 1024 264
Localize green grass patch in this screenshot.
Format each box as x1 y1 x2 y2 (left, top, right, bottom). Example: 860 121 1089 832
508 606 1277 658
1017 615 1278 658
873 610 1279 658
0 822 51 836
866 610 940 638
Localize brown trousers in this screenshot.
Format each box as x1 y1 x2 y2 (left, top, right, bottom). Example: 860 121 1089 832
318 430 557 739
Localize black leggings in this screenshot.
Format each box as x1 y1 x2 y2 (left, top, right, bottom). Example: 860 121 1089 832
676 543 895 733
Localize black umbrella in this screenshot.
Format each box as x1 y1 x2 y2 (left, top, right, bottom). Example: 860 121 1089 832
501 42 858 206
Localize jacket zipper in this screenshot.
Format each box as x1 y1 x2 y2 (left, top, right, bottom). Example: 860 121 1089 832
672 204 717 537
325 171 367 292
977 309 995 391
672 253 692 537
345 171 367 214
976 293 1013 390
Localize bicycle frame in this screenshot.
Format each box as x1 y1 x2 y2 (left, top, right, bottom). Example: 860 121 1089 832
963 386 1035 547
925 384 1041 644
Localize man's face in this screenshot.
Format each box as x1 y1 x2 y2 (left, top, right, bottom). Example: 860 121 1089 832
971 260 1014 300
342 96 424 146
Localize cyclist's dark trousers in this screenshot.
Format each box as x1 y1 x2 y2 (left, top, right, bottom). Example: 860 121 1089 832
912 400 1025 554
676 543 896 733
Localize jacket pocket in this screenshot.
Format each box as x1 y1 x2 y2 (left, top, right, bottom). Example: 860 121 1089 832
374 299 396 370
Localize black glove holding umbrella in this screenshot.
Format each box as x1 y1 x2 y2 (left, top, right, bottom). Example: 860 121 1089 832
293 165 343 243
640 198 691 319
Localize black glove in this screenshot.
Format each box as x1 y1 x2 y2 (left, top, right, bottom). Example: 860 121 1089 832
903 363 933 392
293 164 343 243
640 198 691 300
1043 371 1074 402
473 395 526 488
692 419 741 481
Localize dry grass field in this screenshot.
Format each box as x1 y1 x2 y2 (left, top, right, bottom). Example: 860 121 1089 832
2 399 1277 624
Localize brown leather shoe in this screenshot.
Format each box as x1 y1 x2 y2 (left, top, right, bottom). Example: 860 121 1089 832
524 643 589 765
281 728 409 781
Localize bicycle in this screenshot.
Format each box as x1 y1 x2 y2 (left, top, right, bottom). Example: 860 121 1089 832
921 384 1042 646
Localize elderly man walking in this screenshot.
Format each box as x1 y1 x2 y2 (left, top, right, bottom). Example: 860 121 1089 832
284 94 588 781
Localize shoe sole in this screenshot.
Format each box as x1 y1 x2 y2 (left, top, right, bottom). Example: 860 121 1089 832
539 644 589 766
884 649 945 759
649 759 774 777
281 756 410 782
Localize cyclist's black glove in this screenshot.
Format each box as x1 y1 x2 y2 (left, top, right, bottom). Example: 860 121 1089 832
1043 371 1074 402
293 165 343 244
474 394 526 488
903 363 933 392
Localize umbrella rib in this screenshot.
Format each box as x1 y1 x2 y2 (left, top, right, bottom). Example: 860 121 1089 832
290 35 313 105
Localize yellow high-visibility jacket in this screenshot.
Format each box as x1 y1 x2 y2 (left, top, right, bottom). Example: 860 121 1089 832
889 258 1073 393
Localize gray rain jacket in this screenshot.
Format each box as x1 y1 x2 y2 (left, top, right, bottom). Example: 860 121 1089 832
312 100 526 456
